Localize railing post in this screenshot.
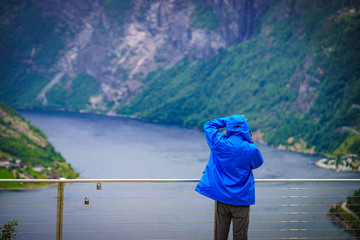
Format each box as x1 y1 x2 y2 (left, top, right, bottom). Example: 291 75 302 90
213 201 217 240
56 182 64 240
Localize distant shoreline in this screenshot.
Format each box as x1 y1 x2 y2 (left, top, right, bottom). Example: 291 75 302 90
17 108 360 174
316 158 360 172
0 175 82 190
316 158 336 170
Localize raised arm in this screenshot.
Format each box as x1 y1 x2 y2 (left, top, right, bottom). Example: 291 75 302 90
204 117 229 150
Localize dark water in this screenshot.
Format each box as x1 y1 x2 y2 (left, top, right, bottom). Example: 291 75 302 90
1 110 359 240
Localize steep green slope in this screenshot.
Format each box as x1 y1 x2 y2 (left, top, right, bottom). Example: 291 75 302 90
46 73 101 111
119 1 360 156
0 1 64 107
0 103 79 188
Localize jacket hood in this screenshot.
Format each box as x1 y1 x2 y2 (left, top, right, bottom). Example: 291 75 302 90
226 115 252 143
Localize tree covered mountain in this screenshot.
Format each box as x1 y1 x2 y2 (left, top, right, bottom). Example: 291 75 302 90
0 0 359 156
0 103 78 187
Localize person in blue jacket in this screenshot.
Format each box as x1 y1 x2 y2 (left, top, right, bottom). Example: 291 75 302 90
195 115 264 240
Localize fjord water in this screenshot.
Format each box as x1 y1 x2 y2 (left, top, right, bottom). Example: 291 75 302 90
1 110 359 239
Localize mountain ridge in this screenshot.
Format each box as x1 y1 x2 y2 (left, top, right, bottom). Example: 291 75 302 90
0 0 359 156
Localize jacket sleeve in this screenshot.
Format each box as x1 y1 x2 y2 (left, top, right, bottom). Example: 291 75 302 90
204 117 229 150
250 146 264 169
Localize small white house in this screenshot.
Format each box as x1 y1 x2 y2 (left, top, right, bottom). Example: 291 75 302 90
0 158 10 169
33 165 45 173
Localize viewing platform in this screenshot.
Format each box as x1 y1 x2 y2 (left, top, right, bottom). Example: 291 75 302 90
0 178 359 240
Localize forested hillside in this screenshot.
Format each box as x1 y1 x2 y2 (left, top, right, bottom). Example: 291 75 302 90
0 0 359 156
120 1 360 156
0 103 78 188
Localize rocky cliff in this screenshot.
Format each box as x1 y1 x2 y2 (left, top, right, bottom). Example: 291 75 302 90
0 0 277 113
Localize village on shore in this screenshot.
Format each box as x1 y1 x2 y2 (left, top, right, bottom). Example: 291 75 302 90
0 157 60 179
316 154 360 172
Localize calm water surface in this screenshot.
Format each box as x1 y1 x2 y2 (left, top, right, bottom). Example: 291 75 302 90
0 110 359 240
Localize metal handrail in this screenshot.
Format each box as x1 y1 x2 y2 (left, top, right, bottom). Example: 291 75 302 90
1 178 359 240
0 178 359 183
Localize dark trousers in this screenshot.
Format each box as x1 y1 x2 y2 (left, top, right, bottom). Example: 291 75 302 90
214 201 250 240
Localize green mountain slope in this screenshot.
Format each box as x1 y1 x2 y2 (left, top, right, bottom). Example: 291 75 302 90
0 103 78 188
119 2 360 156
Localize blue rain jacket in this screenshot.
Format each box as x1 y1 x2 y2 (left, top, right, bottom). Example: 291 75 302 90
195 115 263 206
